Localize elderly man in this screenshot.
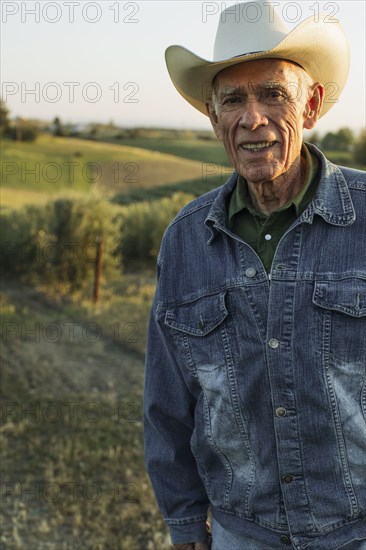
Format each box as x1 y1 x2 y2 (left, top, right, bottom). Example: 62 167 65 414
144 2 366 549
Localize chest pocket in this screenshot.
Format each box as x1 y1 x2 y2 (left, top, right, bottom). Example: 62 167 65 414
164 291 228 371
312 278 366 364
313 278 366 317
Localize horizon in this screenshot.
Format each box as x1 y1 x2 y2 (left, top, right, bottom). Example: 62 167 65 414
4 114 364 139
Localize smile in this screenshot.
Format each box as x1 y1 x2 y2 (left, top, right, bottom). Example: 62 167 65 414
240 141 276 152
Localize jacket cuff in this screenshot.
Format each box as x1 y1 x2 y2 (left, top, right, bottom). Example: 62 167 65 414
166 516 208 544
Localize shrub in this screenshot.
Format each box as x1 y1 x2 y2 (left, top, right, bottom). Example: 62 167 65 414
354 129 366 166
6 124 39 142
47 196 122 288
0 204 50 276
118 192 194 269
1 195 122 291
0 192 194 289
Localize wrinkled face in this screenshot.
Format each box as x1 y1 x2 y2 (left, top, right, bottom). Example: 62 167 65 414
207 59 322 184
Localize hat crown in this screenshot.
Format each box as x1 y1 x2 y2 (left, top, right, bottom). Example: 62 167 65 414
165 0 350 118
213 0 289 61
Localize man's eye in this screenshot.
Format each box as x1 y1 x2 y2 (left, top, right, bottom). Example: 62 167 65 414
266 90 286 101
223 97 242 105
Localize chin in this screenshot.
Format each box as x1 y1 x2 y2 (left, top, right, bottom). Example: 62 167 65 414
239 162 283 183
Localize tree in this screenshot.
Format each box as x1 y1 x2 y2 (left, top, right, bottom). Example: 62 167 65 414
52 116 65 137
321 127 354 151
5 117 38 142
321 132 337 151
354 128 366 166
336 127 354 151
0 98 11 136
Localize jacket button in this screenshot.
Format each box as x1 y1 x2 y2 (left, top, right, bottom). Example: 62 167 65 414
282 474 294 484
268 338 279 349
276 407 287 417
280 535 291 545
245 267 256 278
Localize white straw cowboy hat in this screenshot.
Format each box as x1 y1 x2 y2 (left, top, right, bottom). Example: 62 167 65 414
165 0 349 118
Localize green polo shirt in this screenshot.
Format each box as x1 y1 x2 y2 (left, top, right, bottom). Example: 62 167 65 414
228 144 320 273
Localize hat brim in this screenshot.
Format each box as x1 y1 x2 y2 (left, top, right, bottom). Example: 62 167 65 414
165 14 350 118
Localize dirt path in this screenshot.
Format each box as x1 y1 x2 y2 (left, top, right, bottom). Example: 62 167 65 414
1 279 145 401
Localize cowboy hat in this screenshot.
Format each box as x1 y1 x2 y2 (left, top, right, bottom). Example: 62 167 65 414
165 0 349 118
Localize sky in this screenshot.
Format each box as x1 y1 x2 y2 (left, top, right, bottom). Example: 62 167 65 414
1 0 365 136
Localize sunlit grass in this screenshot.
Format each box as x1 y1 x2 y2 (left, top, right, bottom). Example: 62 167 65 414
0 275 173 549
0 134 206 197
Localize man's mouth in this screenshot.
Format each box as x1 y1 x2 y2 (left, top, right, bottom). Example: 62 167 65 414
240 141 276 152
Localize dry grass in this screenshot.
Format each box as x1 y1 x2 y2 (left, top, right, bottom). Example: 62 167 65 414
0 276 174 549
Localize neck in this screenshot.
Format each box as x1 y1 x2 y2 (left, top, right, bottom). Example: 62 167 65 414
247 154 306 215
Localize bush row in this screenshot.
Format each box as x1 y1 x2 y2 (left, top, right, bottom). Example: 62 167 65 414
0 192 194 290
111 173 225 205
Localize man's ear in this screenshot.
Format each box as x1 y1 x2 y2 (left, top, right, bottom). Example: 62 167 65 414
303 83 324 130
206 102 222 139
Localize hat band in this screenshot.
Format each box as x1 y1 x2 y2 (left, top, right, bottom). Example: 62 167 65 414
233 50 263 57
230 51 305 71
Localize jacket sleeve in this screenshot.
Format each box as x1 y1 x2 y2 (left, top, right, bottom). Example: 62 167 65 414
143 257 209 545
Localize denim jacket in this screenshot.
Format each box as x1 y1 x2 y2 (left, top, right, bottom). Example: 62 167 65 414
144 144 366 549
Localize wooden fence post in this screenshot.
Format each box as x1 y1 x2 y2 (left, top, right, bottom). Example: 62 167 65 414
93 235 103 303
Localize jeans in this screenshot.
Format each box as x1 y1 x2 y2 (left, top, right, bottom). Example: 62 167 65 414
211 518 366 550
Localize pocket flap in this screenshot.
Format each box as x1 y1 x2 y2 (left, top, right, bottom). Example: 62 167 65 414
313 279 366 317
165 291 228 336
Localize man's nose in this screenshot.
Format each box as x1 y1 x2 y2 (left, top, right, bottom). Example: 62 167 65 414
239 101 268 130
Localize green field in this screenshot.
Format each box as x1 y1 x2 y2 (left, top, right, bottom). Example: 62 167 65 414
322 149 365 169
103 136 230 165
1 135 221 208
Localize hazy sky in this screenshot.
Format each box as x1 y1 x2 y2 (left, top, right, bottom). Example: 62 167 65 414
1 0 365 135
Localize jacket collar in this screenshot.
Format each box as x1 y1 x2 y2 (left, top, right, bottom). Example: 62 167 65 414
308 143 356 226
205 143 355 243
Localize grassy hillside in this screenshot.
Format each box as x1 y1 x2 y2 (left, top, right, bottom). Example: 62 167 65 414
103 136 230 165
111 174 230 205
1 135 211 206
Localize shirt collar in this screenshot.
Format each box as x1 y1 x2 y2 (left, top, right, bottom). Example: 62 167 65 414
205 143 356 243
228 143 319 223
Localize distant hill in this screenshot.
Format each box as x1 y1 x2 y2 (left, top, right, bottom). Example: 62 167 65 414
1 134 230 207
100 135 230 165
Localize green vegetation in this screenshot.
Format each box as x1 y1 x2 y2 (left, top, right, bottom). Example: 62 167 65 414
118 192 195 267
1 194 122 290
321 127 355 151
322 150 354 165
306 127 366 170
111 174 226 205
0 191 194 291
0 134 207 199
103 136 230 165
353 128 366 166
0 98 10 136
